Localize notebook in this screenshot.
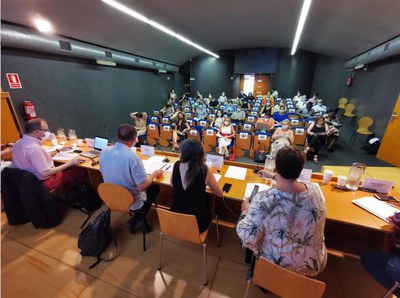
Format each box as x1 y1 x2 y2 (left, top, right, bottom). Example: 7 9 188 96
80 136 108 158
352 196 399 222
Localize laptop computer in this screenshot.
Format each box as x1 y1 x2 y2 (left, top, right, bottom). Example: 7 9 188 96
80 136 109 158
256 122 270 131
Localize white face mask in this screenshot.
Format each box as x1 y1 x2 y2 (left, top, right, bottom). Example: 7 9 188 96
237 109 241 112
217 113 222 117
282 125 289 130
224 121 229 126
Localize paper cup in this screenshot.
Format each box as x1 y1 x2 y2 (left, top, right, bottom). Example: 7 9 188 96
322 170 334 184
337 175 347 187
77 139 83 146
51 138 58 146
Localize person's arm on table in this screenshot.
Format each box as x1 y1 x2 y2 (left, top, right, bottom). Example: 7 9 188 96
137 169 163 192
40 156 84 178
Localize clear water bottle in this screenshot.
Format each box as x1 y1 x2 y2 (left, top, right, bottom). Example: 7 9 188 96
57 128 67 145
68 129 78 146
264 155 275 173
345 163 366 190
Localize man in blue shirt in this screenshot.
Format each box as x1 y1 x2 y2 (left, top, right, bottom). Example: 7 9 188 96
273 107 289 123
99 124 163 233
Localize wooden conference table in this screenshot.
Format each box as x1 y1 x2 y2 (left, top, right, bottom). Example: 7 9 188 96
50 142 399 254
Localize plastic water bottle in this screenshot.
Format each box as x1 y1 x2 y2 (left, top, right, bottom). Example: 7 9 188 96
345 163 366 190
68 129 78 146
57 128 67 145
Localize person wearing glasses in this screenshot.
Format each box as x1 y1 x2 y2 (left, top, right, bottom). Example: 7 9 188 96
12 118 86 190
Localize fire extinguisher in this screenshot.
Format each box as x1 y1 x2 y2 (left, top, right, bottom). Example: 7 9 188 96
22 100 37 120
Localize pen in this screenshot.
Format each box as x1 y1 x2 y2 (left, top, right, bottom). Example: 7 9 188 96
160 164 167 170
165 165 171 171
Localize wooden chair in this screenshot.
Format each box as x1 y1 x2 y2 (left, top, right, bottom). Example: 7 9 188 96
156 208 217 286
234 131 252 157
241 122 255 133
246 115 257 124
202 128 217 152
146 123 160 146
98 183 147 251
159 124 173 147
161 117 170 125
338 97 348 109
341 103 356 124
198 119 210 128
244 256 326 298
187 127 201 142
350 116 374 145
150 116 160 124
253 132 271 152
292 126 307 146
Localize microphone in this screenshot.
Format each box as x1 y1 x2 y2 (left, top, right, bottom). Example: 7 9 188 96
249 185 259 203
156 144 170 163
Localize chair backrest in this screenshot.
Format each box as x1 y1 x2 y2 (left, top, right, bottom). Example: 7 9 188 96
156 208 202 245
338 97 348 109
150 116 160 124
246 115 257 123
160 124 173 140
253 132 271 152
186 119 197 126
187 127 201 141
161 117 170 124
203 128 217 146
147 123 160 139
357 116 373 129
252 257 326 298
236 131 252 150
98 183 134 212
241 123 255 133
292 126 307 145
343 103 355 116
198 119 209 128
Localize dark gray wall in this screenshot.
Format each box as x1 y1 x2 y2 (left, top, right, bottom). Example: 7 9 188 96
271 49 318 98
189 50 236 98
1 48 175 141
312 55 400 137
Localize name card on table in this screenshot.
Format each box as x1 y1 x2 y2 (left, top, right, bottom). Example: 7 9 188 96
298 168 312 182
361 178 394 194
141 145 155 157
206 154 224 169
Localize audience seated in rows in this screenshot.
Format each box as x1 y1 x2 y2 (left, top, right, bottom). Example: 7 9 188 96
216 117 235 158
270 119 294 157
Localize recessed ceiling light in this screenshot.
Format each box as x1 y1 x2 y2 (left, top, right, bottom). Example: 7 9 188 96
291 0 313 55
34 18 53 33
102 0 219 59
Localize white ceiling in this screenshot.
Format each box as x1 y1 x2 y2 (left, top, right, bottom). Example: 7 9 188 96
2 0 400 65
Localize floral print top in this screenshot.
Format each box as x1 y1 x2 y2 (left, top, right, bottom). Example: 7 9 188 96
237 181 327 276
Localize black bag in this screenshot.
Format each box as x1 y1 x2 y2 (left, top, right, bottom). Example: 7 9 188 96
64 182 102 227
254 143 267 163
78 209 119 269
364 137 381 155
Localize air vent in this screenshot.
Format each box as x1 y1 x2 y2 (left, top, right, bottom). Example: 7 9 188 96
59 40 71 51
105 51 112 58
384 43 391 52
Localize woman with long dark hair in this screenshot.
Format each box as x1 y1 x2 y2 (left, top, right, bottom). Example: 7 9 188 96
172 112 190 152
170 138 223 232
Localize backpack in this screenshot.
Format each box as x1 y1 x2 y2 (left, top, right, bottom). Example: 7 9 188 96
364 137 381 155
78 209 119 269
65 182 102 227
253 142 267 163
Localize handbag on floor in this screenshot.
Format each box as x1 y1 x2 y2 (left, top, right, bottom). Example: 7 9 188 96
253 143 267 163
78 208 119 269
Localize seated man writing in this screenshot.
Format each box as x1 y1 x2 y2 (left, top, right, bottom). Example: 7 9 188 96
12 118 86 190
99 124 163 233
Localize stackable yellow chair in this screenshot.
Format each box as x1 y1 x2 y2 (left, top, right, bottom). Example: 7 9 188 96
350 116 374 145
338 97 348 109
244 257 326 298
340 103 356 124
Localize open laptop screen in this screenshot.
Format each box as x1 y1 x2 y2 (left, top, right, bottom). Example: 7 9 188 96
94 136 108 151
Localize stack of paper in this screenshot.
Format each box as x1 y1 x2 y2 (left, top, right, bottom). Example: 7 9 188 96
353 196 399 222
53 153 79 161
142 156 173 174
244 183 271 198
224 166 247 180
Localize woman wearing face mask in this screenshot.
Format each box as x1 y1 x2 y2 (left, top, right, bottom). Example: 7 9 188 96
273 106 289 123
211 109 224 128
172 112 190 152
270 119 294 157
216 117 236 158
304 117 329 164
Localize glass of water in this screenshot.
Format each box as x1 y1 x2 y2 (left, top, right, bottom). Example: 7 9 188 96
345 163 366 190
264 155 275 186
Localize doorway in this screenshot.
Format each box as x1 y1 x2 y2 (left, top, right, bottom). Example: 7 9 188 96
239 74 270 96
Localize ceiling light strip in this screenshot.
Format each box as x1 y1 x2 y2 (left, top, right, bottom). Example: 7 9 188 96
102 0 219 58
291 0 312 55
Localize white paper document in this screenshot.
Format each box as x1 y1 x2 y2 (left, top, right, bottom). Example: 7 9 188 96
224 166 247 180
353 196 399 222
244 183 271 198
53 153 79 161
142 156 173 174
206 174 222 189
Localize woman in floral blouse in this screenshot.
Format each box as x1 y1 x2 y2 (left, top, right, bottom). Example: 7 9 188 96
237 146 327 276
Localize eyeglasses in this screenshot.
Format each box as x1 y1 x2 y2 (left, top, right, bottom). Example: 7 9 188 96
37 128 50 132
